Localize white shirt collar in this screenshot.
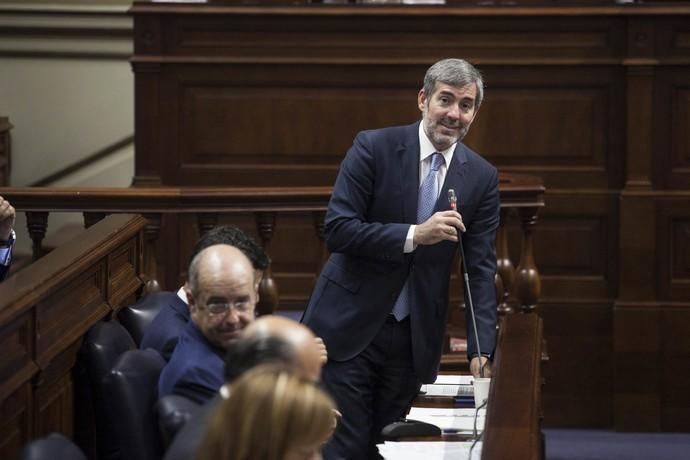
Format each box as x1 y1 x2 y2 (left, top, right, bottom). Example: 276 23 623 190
177 286 188 305
418 122 455 168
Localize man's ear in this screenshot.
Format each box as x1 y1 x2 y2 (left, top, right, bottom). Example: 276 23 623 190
184 284 198 313
417 89 427 112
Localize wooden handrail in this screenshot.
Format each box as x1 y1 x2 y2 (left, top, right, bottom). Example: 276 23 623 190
0 172 544 210
1 173 545 314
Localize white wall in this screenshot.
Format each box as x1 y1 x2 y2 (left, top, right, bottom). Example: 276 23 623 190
0 1 134 253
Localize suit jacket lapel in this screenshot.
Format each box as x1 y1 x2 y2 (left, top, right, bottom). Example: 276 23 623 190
399 123 420 224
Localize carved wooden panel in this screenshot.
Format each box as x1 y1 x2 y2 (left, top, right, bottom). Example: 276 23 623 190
0 314 36 403
166 65 420 186
34 372 73 438
165 14 623 62
542 300 613 427
615 303 690 431
0 384 31 457
35 264 109 369
467 66 624 190
614 303 662 431
506 192 617 300
661 306 690 431
654 68 690 189
107 236 143 308
657 198 690 302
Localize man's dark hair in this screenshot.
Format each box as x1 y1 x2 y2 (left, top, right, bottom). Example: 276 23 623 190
190 225 270 270
223 334 297 382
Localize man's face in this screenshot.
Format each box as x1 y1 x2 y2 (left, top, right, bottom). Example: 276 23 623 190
188 267 257 350
418 82 479 152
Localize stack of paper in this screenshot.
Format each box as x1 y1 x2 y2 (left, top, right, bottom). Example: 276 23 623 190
378 441 482 460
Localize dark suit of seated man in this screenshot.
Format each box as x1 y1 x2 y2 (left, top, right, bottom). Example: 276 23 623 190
140 225 270 360
163 315 325 460
0 196 16 282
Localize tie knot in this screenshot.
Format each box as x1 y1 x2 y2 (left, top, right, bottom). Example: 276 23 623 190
430 152 444 172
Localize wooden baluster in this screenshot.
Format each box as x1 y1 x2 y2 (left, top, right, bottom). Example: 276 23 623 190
255 212 278 316
513 206 541 314
83 212 107 228
496 208 516 316
313 210 327 279
26 211 49 261
142 213 162 293
197 213 219 236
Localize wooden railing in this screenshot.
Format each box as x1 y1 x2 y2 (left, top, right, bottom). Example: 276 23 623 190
0 214 147 458
1 172 544 316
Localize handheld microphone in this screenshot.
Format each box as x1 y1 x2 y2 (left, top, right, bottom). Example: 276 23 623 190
447 189 484 378
447 189 457 211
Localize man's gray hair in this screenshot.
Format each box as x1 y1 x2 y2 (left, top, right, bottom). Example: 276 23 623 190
422 58 484 109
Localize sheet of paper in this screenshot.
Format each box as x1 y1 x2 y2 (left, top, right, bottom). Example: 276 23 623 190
407 407 485 432
379 441 482 460
433 374 474 385
421 383 474 397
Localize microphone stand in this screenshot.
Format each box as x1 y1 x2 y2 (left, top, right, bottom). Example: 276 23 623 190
448 189 484 378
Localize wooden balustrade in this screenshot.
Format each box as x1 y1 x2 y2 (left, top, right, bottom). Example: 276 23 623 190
1 173 544 316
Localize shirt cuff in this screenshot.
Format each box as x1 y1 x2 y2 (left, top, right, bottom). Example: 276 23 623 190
403 225 416 253
0 230 14 266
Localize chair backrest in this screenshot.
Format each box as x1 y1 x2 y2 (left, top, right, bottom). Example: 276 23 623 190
117 291 168 345
103 348 166 460
21 433 87 460
156 394 201 449
75 320 137 460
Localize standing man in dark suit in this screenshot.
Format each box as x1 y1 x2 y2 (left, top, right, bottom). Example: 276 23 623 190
0 196 16 282
301 58 500 459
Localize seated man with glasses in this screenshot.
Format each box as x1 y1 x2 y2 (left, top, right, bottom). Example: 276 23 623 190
158 244 260 404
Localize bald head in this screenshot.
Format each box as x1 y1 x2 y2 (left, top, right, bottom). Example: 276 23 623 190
242 316 323 382
186 245 258 349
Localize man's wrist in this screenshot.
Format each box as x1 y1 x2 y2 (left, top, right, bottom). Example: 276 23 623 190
0 229 15 247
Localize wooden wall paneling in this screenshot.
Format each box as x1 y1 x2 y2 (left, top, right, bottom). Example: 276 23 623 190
133 62 163 186
466 66 625 191
614 302 662 431
657 197 690 302
0 313 35 455
524 191 618 301
660 305 690 431
0 384 32 456
168 64 421 186
654 67 690 190
33 341 80 439
625 64 655 190
34 264 109 370
267 212 324 310
541 300 613 428
107 235 145 308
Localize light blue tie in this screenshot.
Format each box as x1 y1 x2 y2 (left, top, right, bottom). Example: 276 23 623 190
391 152 445 321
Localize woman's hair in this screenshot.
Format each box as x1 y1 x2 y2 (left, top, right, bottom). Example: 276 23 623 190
196 366 336 460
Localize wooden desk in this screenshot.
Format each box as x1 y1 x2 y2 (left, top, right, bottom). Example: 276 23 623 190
406 313 544 459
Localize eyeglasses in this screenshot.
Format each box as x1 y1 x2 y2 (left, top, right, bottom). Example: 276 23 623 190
202 300 254 316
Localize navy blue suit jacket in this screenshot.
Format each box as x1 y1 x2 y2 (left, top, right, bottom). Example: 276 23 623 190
302 122 499 383
140 291 190 360
158 321 225 405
